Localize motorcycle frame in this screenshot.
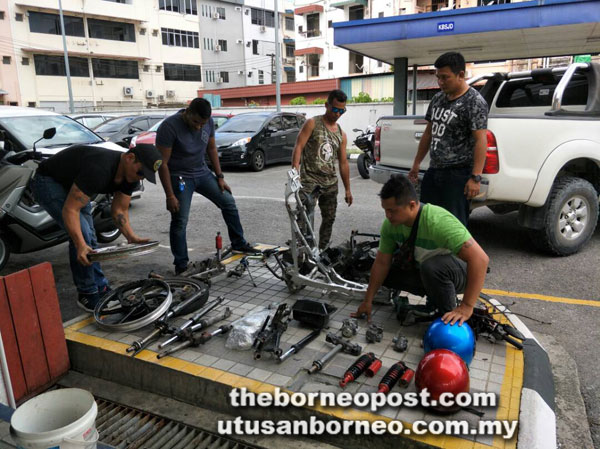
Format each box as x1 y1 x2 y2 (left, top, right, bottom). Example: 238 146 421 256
283 168 367 298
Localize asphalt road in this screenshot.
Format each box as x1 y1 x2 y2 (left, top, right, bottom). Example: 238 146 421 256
3 162 599 445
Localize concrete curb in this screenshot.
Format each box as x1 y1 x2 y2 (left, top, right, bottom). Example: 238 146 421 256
481 294 557 449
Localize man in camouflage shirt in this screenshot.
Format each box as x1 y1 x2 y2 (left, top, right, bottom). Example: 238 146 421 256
409 52 488 226
292 89 353 250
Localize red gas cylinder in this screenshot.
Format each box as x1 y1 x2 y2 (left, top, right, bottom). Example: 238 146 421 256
415 349 470 413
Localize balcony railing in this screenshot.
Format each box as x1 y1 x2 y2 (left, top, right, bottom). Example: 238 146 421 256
306 29 321 38
309 66 319 77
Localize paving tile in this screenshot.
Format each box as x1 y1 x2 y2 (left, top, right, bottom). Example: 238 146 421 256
212 359 236 371
470 368 489 381
247 367 273 382
195 353 219 367
229 363 254 376
266 373 292 387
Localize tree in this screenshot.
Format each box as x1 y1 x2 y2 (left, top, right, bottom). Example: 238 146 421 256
312 98 326 104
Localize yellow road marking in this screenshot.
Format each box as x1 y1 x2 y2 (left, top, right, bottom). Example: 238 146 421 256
482 288 599 307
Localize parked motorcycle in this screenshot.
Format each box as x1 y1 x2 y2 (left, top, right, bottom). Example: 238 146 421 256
0 128 121 271
353 125 375 179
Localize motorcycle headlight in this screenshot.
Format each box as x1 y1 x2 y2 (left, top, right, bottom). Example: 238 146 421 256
231 137 251 148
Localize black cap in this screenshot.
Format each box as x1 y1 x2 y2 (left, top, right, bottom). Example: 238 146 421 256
130 143 162 184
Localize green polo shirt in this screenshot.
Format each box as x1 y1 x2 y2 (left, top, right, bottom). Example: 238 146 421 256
379 203 471 266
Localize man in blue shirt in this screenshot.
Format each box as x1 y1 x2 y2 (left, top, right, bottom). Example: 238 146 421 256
156 98 255 274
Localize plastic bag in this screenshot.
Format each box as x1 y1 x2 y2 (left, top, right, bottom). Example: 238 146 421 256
225 304 276 351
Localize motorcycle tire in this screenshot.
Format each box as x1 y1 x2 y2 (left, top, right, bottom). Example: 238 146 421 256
357 153 371 179
96 227 122 243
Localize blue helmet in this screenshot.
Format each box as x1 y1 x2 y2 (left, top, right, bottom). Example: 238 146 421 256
423 318 476 366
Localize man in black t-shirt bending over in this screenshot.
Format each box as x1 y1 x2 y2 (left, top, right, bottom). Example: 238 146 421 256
32 143 162 312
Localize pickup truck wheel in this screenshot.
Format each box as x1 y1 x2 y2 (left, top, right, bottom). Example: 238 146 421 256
357 153 371 179
529 177 599 256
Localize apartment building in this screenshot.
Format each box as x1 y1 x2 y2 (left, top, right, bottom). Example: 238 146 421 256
0 0 289 111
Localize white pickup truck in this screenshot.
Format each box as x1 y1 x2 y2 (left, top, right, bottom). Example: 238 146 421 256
370 62 600 256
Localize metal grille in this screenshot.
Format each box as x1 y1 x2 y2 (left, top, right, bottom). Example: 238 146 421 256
96 399 260 449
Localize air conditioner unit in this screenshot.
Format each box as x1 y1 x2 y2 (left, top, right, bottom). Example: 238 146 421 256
166 89 176 98
217 77 224 83
146 90 155 98
157 95 165 102
236 39 243 44
152 29 159 36
123 86 133 96
237 70 244 75
212 12 220 19
234 6 242 11
259 25 266 32
215 45 221 52
244 8 250 15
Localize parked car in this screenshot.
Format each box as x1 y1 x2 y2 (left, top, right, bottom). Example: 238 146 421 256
214 111 305 171
94 115 164 147
131 113 233 147
70 114 115 130
0 106 143 198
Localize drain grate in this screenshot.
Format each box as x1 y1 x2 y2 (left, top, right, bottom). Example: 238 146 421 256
96 398 261 449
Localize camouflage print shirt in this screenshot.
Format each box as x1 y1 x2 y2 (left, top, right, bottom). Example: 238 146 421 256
300 115 343 187
425 87 488 169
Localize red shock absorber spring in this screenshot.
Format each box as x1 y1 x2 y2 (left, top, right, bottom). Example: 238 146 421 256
339 353 376 387
377 362 405 394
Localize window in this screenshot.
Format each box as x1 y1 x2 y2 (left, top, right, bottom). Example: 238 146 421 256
328 62 333 70
22 57 29 65
92 58 139 79
298 25 303 33
104 0 128 3
34 54 89 77
328 20 332 28
28 102 36 107
299 65 303 73
268 116 283 130
216 7 226 19
164 63 201 81
161 28 199 48
29 11 84 37
377 60 383 67
258 70 264 84
282 114 298 129
203 38 214 50
285 16 294 30
251 8 274 27
252 40 259 55
285 44 294 58
287 71 295 83
156 65 162 72
140 28 146 35
88 18 135 42
496 76 588 108
378 12 384 18
159 0 197 15
220 71 229 83
349 5 364 20
2 56 10 64
15 13 23 21
0 11 5 20
217 39 227 52
306 14 320 37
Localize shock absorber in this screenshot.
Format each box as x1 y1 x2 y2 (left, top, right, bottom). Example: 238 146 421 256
339 352 377 388
377 362 415 394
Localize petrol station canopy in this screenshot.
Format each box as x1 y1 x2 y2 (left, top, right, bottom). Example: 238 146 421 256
333 0 600 67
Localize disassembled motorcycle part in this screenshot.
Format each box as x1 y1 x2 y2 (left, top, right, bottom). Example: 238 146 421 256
341 318 359 338
94 279 172 332
88 241 159 262
365 323 384 343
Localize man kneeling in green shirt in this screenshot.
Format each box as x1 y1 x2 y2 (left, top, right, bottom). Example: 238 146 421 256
353 175 489 325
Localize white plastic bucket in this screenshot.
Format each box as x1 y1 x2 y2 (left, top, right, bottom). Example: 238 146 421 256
10 388 98 449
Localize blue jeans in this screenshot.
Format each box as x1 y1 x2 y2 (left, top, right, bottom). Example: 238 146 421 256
420 167 471 226
170 172 246 270
30 175 109 295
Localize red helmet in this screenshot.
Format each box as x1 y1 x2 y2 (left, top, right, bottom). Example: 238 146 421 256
415 349 470 413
